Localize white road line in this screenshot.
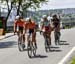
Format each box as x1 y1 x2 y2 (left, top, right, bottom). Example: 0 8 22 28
58 47 75 64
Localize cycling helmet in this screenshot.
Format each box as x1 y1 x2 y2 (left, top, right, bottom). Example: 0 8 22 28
42 15 47 18
15 16 20 20
26 17 31 21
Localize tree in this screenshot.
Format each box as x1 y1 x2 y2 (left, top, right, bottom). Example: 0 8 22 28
0 0 48 31
0 0 14 31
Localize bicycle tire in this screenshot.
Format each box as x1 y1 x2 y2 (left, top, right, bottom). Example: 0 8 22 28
33 43 36 56
45 35 51 52
18 37 24 51
27 41 32 58
45 37 48 52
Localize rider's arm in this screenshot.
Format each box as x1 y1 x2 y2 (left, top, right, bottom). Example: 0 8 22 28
39 21 43 31
23 22 28 34
14 20 17 33
33 22 36 33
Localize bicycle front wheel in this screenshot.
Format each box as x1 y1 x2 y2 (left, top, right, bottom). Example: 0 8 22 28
33 43 36 56
27 42 32 58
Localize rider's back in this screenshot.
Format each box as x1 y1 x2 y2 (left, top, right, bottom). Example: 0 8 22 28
14 19 24 27
51 18 60 28
26 21 35 29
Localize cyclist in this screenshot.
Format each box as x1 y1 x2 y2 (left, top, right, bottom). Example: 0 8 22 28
25 17 37 49
14 16 25 47
51 14 61 45
40 15 52 46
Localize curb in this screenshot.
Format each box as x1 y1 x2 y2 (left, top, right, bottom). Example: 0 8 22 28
0 33 14 40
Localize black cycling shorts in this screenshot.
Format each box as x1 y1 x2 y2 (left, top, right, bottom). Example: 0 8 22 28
18 27 23 33
29 29 34 35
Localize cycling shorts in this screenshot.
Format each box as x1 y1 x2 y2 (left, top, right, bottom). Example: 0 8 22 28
18 27 23 33
28 29 34 35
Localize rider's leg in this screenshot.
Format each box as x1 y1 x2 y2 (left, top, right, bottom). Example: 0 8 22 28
23 34 26 48
27 34 30 47
20 31 25 48
43 32 46 39
58 31 61 44
48 32 51 45
54 31 58 45
32 32 37 49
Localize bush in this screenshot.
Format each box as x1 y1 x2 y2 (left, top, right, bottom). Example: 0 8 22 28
70 56 75 64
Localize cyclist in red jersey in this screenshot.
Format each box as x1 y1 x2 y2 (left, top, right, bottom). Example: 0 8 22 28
25 17 37 49
14 16 26 47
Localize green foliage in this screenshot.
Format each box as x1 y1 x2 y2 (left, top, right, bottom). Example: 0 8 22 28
70 56 75 64
0 0 48 13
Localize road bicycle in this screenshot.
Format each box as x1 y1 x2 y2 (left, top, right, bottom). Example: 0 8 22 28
44 32 51 52
18 31 25 51
27 34 36 58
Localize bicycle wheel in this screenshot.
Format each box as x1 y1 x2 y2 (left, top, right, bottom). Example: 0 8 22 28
45 37 48 52
18 39 22 51
27 42 32 58
33 43 36 56
18 37 24 51
55 32 60 45
47 38 51 51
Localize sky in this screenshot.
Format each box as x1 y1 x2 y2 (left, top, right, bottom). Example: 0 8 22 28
39 0 75 10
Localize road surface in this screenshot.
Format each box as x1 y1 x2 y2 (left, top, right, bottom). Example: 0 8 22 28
0 28 75 64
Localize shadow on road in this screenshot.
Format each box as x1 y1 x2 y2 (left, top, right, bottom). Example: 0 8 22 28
60 40 67 43
0 41 17 48
5 34 14 39
50 49 62 52
0 34 14 40
58 40 69 45
59 43 69 45
50 46 59 48
30 54 48 59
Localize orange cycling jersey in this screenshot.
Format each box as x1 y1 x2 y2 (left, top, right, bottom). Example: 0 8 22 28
14 19 25 27
26 21 35 29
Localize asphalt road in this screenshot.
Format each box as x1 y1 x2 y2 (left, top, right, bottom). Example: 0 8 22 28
0 28 75 64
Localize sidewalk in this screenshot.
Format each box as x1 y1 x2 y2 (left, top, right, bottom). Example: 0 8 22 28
0 33 14 40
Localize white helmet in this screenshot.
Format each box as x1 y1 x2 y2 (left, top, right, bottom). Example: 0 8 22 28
15 16 19 20
26 17 31 21
42 15 47 18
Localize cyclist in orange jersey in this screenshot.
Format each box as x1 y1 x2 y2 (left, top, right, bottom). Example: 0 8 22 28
14 16 26 48
25 17 37 49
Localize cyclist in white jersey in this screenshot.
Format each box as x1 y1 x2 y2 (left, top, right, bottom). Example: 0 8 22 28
39 15 52 45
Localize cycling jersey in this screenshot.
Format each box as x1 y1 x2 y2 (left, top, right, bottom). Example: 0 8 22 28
42 20 50 32
14 19 25 32
25 21 35 35
26 21 35 29
51 18 60 28
42 20 50 27
14 19 25 27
